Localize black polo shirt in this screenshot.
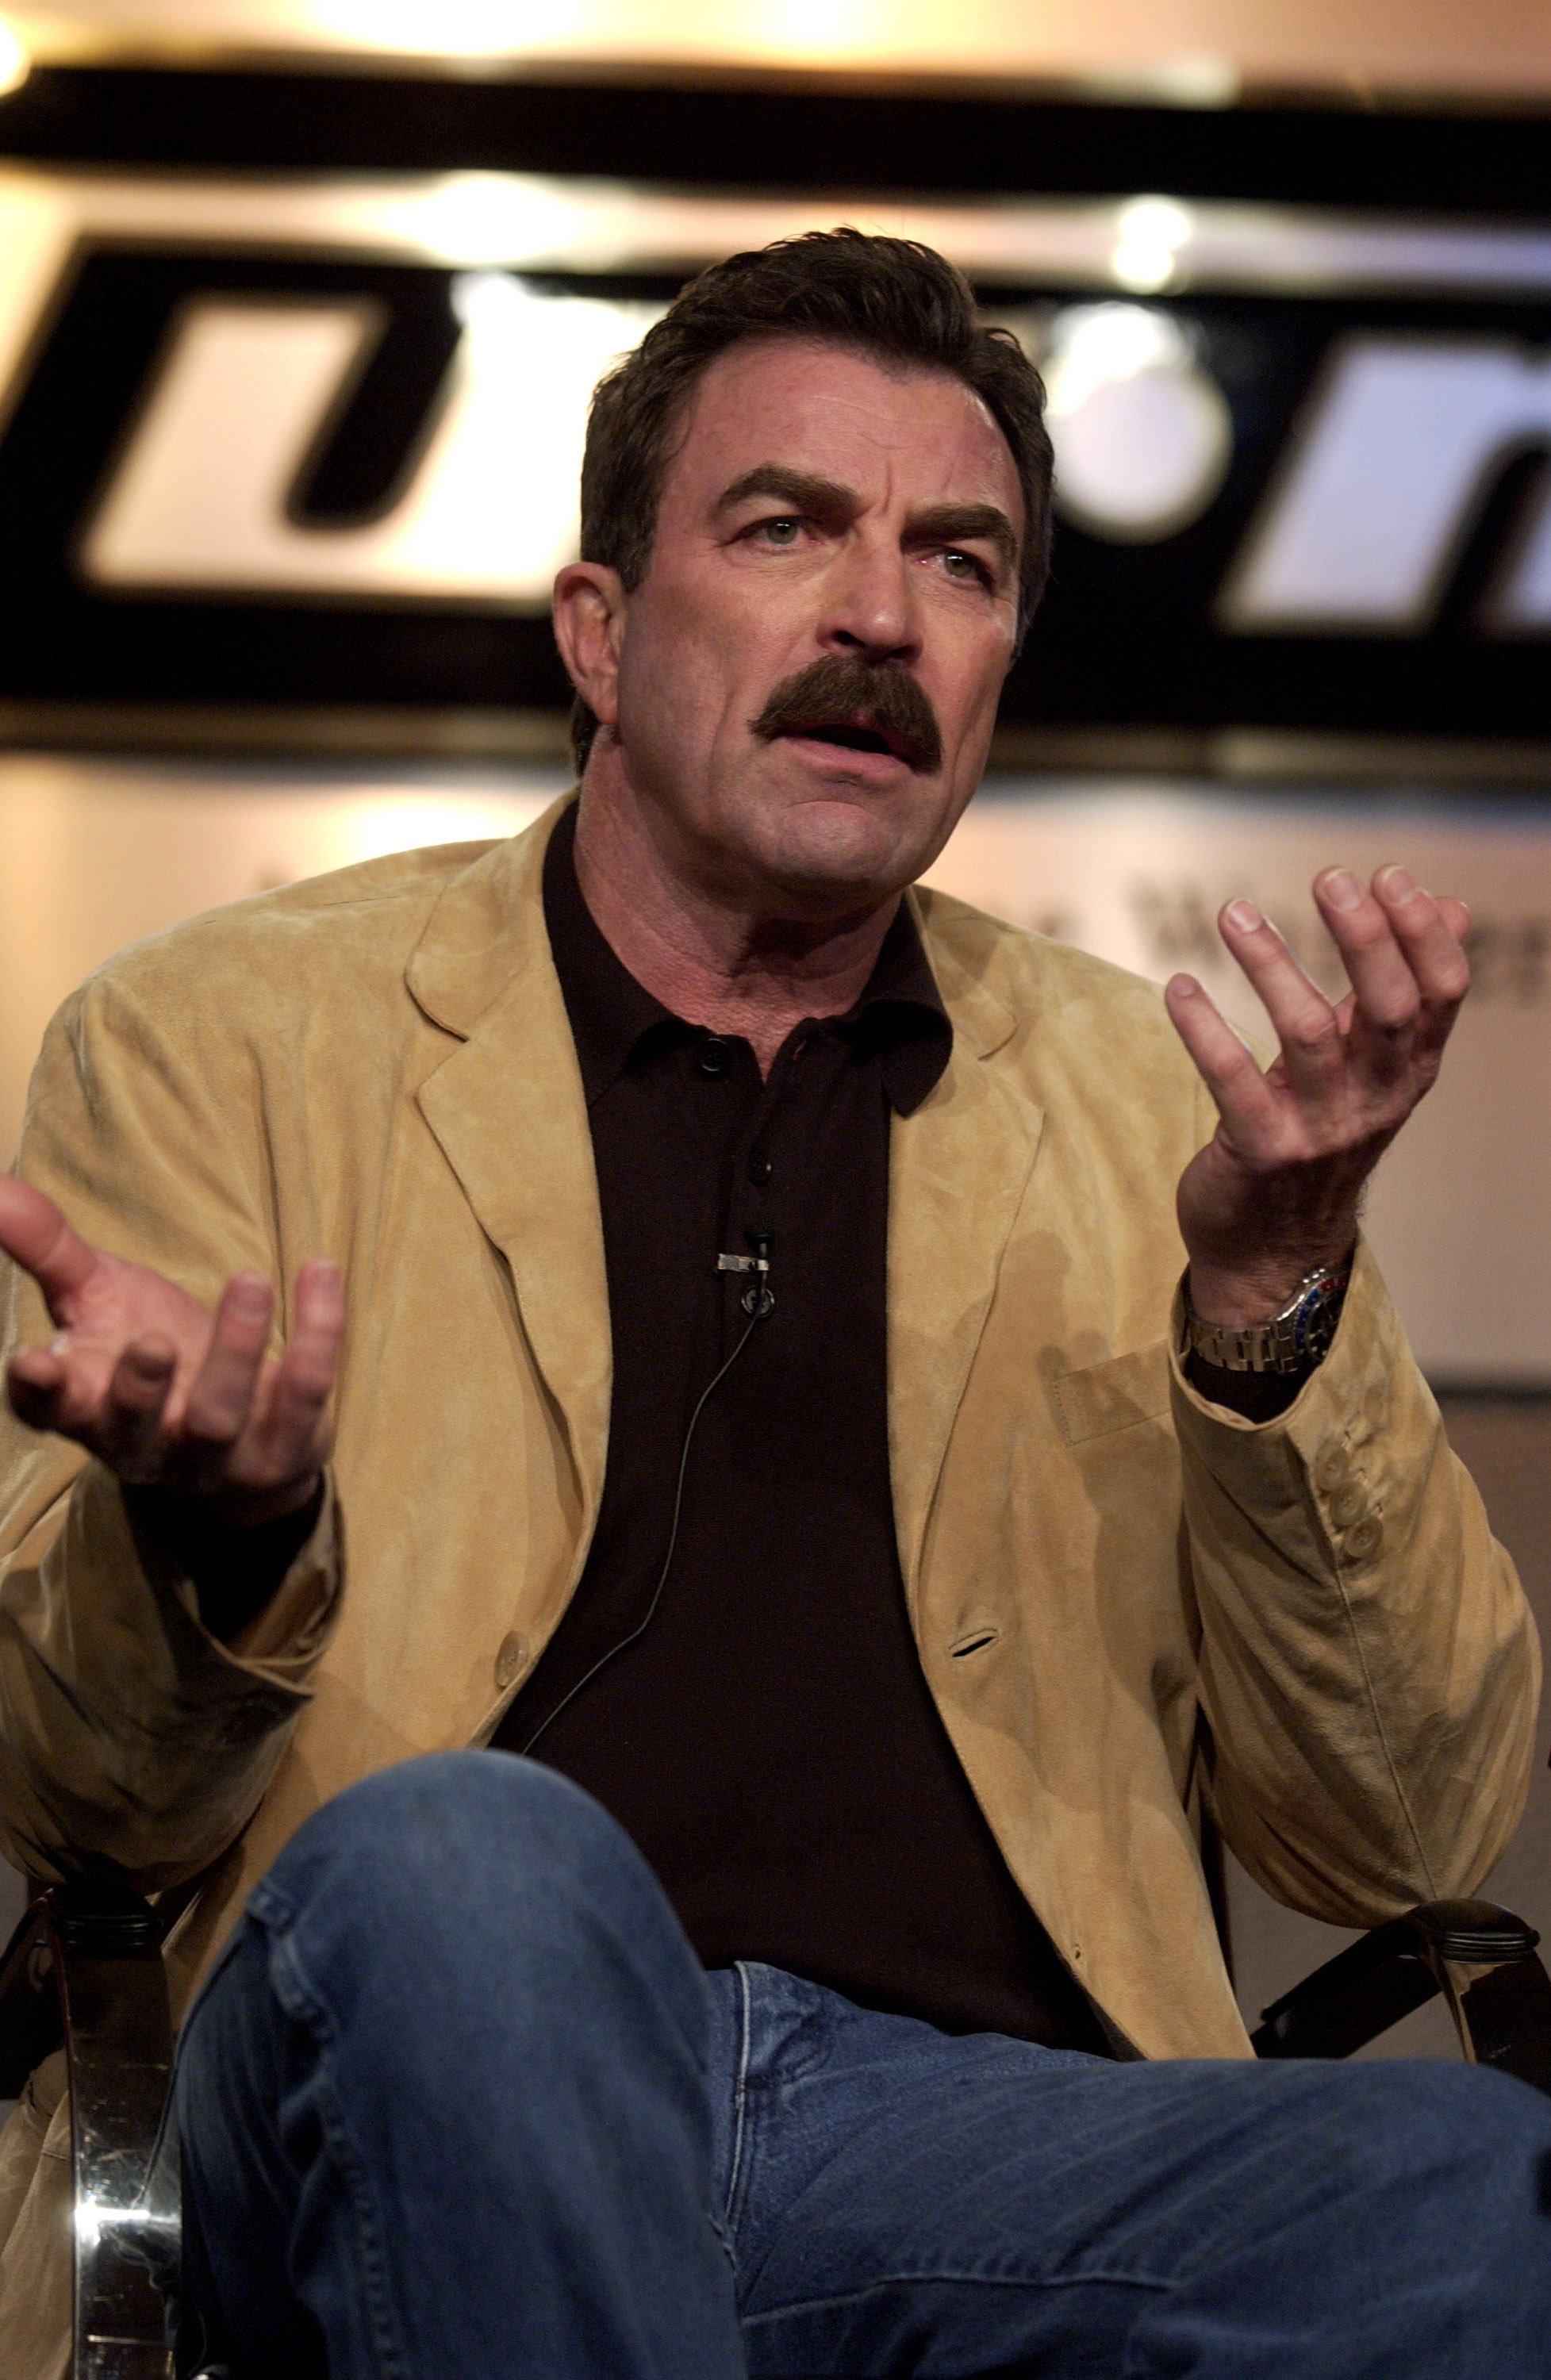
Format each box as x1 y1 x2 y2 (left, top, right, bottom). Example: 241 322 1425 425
495 806 1106 2052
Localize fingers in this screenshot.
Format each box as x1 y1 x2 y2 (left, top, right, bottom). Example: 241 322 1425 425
0 1177 100 1322
1309 864 1468 1083
1163 973 1280 1141
5 1248 344 1514
1367 866 1471 1038
6 1342 69 1433
173 1259 341 1505
176 1274 274 1475
96 1338 178 1474
1311 869 1421 1043
9 1330 177 1458
1213 867 1470 1100
1214 899 1344 1098
251 1260 344 1474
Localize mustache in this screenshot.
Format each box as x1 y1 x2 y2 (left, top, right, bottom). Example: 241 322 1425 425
748 653 944 776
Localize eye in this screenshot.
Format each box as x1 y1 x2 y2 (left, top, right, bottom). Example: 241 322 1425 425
754 516 803 547
941 547 992 585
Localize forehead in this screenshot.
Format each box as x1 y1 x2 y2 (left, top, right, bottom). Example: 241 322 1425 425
661 335 1023 531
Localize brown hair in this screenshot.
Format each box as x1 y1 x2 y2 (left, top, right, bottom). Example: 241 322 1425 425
569 227 1052 770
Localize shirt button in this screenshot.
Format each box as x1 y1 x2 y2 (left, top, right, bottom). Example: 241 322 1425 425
1331 1482 1366 1527
494 1632 529 1691
695 1036 732 1079
1342 1516 1384 1564
747 1149 773 1185
1313 1442 1350 1491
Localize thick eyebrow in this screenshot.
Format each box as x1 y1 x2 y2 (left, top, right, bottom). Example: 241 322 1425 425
908 503 1019 579
715 470 1018 582
715 466 856 522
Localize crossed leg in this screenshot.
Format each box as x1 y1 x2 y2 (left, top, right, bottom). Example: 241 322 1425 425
171 1753 1551 2379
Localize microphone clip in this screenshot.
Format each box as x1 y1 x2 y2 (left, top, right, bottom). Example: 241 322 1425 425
716 1231 774 1318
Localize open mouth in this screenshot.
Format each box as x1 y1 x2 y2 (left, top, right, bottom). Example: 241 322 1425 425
784 720 905 761
751 656 943 774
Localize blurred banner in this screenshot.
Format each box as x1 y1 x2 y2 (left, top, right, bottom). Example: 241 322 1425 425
1 755 1545 1385
0 163 1548 762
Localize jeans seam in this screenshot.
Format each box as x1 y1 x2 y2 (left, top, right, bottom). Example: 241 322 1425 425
741 2266 1176 2327
723 1960 754 2236
264 1922 418 2380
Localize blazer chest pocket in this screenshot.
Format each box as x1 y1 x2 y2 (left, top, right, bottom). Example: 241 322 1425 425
1053 1339 1171 1445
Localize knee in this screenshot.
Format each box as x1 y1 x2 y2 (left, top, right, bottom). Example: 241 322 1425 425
280 1749 621 1879
1327 2061 1551 2299
256 1753 685 1996
1357 2057 1551 2179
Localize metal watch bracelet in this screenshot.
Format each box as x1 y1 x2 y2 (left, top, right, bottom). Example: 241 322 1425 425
1181 1257 1353 1377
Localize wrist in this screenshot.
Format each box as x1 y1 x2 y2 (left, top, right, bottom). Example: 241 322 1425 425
1185 1242 1357 1328
126 1476 325 1645
1181 1253 1353 1378
205 1472 324 1531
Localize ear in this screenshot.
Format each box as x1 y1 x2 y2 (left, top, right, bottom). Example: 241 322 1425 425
552 561 628 733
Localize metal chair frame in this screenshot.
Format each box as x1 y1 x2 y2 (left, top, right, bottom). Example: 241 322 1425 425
0 1883 179 2380
2 1883 1549 2380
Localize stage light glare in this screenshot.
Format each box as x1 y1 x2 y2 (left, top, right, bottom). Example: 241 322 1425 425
1111 195 1194 294
413 175 586 270
0 21 30 97
1043 301 1232 542
305 0 532 56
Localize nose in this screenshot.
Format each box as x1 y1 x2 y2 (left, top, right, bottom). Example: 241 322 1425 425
818 530 922 667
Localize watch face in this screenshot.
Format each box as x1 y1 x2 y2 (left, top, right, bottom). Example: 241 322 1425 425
1292 1275 1349 1365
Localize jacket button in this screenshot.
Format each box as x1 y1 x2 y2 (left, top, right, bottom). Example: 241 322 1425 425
1331 1482 1366 1527
1313 1441 1350 1491
695 1036 733 1079
494 1632 529 1691
1342 1516 1384 1564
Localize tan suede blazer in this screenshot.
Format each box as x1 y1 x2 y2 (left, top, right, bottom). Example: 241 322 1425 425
0 797 1537 2374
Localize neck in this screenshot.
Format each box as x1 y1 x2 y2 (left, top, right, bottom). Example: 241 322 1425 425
572 770 899 1075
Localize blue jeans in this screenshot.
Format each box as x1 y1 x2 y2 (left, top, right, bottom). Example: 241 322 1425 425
169 1752 1551 2378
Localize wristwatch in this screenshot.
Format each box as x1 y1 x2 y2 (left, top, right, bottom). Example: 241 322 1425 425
1181 1257 1353 1377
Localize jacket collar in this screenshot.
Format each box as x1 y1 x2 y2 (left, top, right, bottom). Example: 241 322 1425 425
405 797 1042 1603
890 887 1042 1600
407 799 614 1544
405 800 1019 1062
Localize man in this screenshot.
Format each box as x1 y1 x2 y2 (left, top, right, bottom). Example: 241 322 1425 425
0 230 1544 2378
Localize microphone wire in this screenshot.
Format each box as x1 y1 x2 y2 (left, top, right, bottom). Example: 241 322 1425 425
516 1288 770 1760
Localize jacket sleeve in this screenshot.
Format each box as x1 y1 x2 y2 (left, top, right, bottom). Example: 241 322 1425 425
0 965 342 1892
1173 1230 1541 1927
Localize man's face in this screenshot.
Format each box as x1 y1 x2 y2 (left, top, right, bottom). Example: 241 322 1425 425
600 336 1025 918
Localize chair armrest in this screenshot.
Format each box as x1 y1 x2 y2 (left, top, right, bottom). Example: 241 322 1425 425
1253 1898 1551 2097
0 1881 178 2379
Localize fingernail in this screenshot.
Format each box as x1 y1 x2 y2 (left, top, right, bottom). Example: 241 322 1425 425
1224 899 1262 932
1322 868 1363 911
1380 865 1419 901
230 1276 269 1313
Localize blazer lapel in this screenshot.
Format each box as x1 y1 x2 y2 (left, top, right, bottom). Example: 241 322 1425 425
408 804 612 1537
889 904 1045 1606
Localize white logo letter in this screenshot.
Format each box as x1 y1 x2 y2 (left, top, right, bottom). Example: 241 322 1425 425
82 277 661 608
1220 333 1551 633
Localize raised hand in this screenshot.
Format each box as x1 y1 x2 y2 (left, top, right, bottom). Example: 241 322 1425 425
0 1177 343 1526
1164 865 1470 1326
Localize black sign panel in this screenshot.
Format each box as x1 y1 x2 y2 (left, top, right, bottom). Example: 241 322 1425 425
0 136 1548 755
